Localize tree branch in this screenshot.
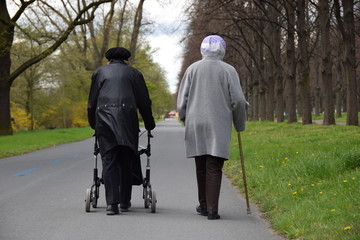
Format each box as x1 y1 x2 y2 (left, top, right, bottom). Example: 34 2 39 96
9 0 112 84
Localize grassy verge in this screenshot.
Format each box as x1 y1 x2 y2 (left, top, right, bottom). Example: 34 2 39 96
0 120 151 159
0 127 94 159
225 122 359 240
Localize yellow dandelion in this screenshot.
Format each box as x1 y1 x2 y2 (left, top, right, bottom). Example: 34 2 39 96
343 226 351 230
295 152 299 154
288 183 292 186
319 192 323 194
330 209 336 212
292 192 297 195
343 180 348 183
301 188 304 191
352 177 356 180
259 165 264 168
333 193 337 196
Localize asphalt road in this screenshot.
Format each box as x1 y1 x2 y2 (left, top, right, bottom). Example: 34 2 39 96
0 119 283 240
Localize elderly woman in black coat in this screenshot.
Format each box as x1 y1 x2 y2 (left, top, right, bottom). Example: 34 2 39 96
88 47 155 215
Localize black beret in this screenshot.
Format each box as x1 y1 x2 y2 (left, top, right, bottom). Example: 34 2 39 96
105 47 131 61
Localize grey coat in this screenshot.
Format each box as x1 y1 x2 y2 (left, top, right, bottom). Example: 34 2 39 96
177 51 248 160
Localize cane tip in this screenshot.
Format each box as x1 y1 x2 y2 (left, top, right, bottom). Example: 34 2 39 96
247 208 251 214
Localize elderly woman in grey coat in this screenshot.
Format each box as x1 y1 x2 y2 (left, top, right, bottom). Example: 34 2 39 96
177 35 248 220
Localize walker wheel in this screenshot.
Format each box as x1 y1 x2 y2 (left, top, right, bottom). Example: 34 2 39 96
151 190 157 213
91 187 98 208
144 187 150 209
85 188 91 212
144 196 150 209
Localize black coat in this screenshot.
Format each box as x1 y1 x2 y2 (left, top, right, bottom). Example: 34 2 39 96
87 60 155 155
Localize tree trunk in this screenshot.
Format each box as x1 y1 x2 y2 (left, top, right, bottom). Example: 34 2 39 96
116 0 128 46
265 57 275 121
247 57 254 121
341 0 358 125
297 0 312 124
272 3 284 122
253 82 259 121
313 59 321 116
257 36 266 121
319 0 335 125
284 1 297 123
0 0 14 135
0 77 12 135
129 0 145 64
335 60 343 118
265 6 275 122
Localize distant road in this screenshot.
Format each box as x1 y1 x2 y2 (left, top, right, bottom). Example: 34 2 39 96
0 118 283 240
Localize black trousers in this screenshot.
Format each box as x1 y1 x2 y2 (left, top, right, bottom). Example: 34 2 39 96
195 155 225 212
101 145 133 205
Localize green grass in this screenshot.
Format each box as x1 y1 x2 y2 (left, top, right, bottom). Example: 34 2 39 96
225 122 360 240
0 127 94 158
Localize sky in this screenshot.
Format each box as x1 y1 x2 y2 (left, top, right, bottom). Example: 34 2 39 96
142 0 192 93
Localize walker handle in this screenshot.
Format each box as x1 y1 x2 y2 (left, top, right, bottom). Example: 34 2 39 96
146 131 153 156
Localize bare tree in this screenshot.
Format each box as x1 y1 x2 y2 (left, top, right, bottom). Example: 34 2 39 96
0 0 112 136
116 0 129 47
334 0 359 126
88 0 117 69
129 0 145 63
319 0 335 125
284 1 297 123
297 0 312 124
270 1 285 122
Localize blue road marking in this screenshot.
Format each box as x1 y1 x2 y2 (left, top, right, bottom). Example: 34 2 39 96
13 154 79 176
48 154 77 164
12 168 39 176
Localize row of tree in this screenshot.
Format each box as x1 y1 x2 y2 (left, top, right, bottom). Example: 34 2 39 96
177 0 359 126
0 0 173 135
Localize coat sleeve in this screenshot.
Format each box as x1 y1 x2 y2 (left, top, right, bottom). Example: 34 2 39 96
229 70 249 132
87 70 100 130
133 71 156 131
177 69 191 123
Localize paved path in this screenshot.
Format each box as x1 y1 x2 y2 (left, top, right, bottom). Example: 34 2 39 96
0 119 283 240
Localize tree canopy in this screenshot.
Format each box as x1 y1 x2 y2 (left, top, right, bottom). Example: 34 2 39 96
1 0 173 134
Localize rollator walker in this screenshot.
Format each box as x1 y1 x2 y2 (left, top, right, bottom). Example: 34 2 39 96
85 131 157 213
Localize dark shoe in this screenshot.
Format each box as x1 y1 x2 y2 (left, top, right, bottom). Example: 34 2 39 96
106 204 119 215
196 204 208 216
207 211 220 220
120 202 131 212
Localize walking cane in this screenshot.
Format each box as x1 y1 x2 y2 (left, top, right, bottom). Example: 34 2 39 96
237 132 251 214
